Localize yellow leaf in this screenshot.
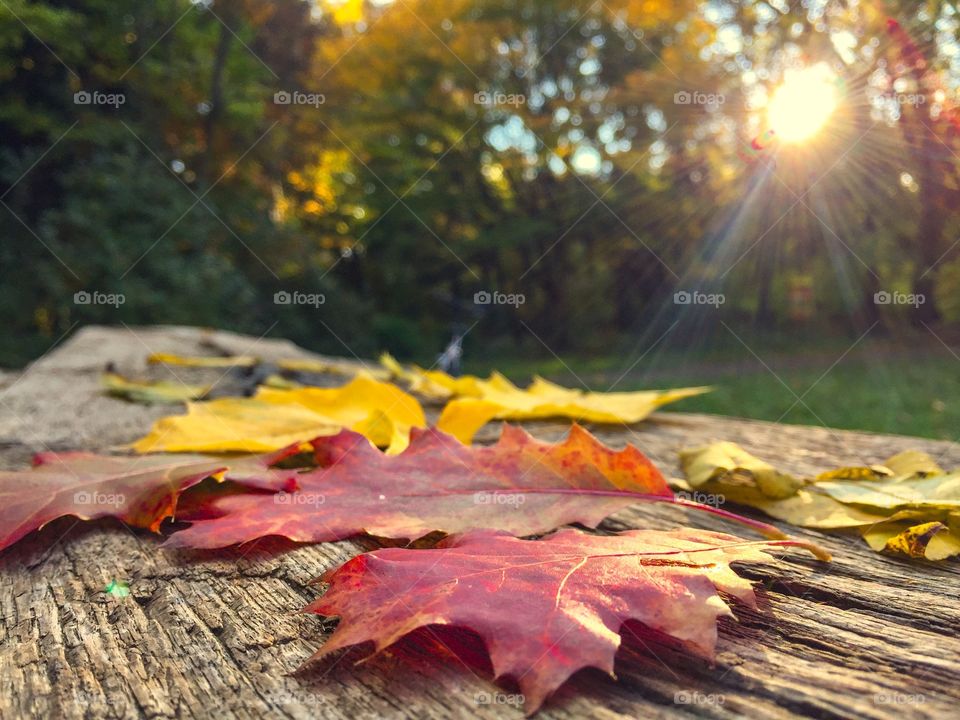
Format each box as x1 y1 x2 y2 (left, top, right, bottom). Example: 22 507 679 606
882 450 944 477
133 374 425 455
150 351 388 380
148 352 258 368
437 374 709 444
680 441 960 560
102 372 209 405
379 353 482 401
278 357 388 380
814 465 893 481
864 521 960 560
261 374 302 390
680 441 804 501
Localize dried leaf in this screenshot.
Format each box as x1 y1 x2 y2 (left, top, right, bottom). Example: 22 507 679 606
304 528 824 712
681 442 960 559
102 372 209 405
279 357 388 380
678 441 804 502
0 446 309 553
164 424 675 550
437 375 709 444
863 518 960 561
380 352 483 401
132 374 425 455
148 352 258 368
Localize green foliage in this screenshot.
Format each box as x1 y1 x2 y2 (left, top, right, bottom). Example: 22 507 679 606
2 0 959 375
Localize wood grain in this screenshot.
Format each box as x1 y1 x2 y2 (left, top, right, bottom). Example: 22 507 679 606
1 325 957 719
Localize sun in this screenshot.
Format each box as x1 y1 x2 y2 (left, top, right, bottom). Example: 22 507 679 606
767 63 839 143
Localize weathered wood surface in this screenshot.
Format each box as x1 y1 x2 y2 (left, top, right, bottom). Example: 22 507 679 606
1 325 958 720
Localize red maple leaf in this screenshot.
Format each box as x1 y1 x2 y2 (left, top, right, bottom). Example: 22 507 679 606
0 449 299 553
303 528 825 712
164 424 681 549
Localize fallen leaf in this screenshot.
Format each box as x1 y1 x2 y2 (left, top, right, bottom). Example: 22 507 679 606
149 351 387 379
680 442 960 559
437 375 709 444
379 352 483 401
261 374 302 390
279 357 388 380
102 372 209 405
0 446 307 553
148 352 259 368
164 424 675 550
303 528 824 712
863 517 960 561
132 373 425 455
678 440 804 502
382 355 709 435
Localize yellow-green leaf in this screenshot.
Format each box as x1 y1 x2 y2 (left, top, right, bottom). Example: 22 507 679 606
863 520 960 560
679 441 804 502
679 441 960 560
102 372 209 405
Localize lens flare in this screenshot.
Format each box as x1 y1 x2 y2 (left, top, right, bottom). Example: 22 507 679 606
767 64 839 143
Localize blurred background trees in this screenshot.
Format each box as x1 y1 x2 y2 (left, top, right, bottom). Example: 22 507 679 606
2 0 959 371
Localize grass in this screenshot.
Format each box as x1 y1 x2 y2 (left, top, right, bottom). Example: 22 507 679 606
464 339 960 442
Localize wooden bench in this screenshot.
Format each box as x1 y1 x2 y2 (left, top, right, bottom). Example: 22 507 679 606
2 325 957 719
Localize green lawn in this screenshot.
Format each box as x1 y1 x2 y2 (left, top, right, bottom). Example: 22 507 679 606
466 347 960 441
